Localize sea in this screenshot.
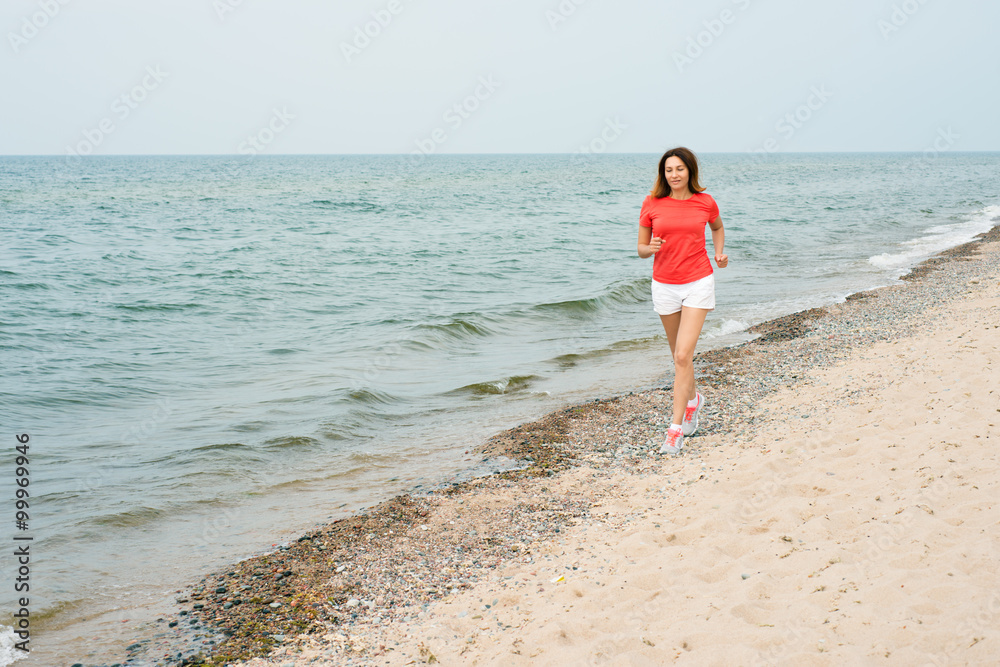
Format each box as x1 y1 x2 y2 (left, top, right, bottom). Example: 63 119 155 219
2 152 998 665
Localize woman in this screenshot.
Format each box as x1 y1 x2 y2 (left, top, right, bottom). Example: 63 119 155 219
637 147 727 455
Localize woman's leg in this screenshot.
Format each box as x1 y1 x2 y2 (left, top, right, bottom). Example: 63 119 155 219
660 306 709 426
659 310 681 356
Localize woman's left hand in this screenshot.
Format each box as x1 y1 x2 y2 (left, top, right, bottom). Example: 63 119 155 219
715 254 729 268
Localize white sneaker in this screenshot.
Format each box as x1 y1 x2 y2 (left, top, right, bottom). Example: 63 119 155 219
659 426 684 455
682 392 704 436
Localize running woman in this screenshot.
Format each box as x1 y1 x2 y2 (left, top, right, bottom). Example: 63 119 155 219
636 147 728 455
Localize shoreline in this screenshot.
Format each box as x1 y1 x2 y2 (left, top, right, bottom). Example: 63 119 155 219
123 222 999 666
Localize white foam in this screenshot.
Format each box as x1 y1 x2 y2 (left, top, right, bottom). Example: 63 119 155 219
703 318 749 338
869 205 1000 270
0 626 28 664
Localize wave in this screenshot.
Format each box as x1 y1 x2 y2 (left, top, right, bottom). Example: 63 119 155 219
9 597 87 626
320 423 369 441
100 250 141 260
318 406 380 441
395 278 652 352
262 435 321 450
869 204 1000 270
529 277 650 316
702 318 750 339
344 450 404 466
548 351 592 369
306 199 384 213
88 505 167 528
147 442 268 472
446 374 541 396
114 302 204 312
345 387 402 405
412 316 498 343
541 333 664 369
190 441 253 453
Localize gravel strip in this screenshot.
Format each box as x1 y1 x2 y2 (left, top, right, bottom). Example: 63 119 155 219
128 223 1000 666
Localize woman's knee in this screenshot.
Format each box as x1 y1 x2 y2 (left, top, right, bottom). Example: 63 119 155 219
673 350 694 368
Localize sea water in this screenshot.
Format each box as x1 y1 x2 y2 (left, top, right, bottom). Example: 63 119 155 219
2 152 998 664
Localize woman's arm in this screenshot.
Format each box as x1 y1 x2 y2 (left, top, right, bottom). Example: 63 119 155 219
637 226 662 259
709 215 728 268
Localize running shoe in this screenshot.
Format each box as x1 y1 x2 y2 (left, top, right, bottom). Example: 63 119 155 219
660 426 684 455
682 392 704 436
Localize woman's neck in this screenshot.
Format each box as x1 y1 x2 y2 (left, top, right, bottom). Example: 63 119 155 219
670 187 693 200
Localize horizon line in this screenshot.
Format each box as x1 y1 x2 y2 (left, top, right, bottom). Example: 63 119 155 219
2 150 999 158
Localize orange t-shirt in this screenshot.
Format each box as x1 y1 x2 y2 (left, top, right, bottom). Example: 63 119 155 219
639 192 719 284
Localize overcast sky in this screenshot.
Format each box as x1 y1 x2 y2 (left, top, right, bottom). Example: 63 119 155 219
2 0 998 156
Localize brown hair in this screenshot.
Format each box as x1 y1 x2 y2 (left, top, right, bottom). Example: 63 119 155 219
650 146 705 199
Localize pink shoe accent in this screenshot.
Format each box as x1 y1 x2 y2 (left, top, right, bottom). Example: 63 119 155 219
682 392 704 436
660 427 684 455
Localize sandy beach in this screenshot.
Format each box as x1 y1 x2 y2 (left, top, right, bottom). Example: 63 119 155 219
147 225 999 666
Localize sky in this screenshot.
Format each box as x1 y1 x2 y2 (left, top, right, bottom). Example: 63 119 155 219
2 0 998 156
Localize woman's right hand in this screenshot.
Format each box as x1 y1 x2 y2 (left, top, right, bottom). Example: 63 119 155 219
648 236 663 254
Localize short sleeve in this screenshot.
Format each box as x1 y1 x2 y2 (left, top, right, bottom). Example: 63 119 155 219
639 195 652 227
705 193 719 221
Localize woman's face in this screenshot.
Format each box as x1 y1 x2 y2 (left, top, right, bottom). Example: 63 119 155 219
663 156 689 192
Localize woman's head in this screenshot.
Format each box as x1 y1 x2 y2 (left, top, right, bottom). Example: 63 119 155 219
651 147 705 198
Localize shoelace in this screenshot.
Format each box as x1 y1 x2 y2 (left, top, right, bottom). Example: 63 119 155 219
665 429 682 446
684 404 697 422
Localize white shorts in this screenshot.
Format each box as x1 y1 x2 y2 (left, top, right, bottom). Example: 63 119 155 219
651 273 715 315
